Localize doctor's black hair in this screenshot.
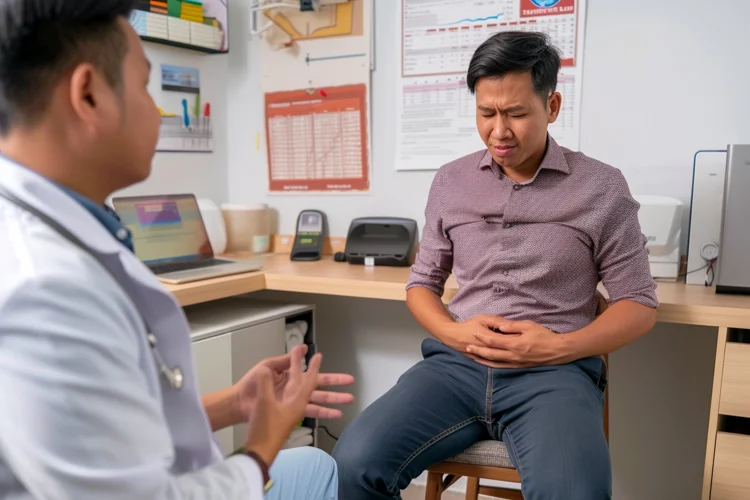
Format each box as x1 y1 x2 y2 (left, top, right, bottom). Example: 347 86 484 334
0 0 136 135
466 31 561 103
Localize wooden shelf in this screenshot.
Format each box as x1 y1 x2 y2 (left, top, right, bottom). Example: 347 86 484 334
140 36 226 55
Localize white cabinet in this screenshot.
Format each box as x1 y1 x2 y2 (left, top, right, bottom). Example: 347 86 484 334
185 298 316 455
192 332 234 453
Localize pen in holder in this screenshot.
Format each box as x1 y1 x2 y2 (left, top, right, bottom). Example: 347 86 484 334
156 101 213 153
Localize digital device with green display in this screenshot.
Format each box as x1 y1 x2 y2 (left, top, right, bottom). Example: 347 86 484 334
291 209 327 261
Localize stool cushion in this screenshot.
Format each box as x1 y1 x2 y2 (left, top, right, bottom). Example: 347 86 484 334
445 440 514 469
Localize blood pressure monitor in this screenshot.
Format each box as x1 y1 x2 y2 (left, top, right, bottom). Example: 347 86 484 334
291 210 327 261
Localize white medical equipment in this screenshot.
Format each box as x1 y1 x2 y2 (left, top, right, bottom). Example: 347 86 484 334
633 195 684 280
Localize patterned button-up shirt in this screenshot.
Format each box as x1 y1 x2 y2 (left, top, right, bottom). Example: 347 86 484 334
406 136 658 334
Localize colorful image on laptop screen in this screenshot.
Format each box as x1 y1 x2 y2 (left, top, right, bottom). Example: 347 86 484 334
114 194 212 264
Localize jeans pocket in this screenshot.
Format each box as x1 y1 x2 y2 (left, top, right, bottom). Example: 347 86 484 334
597 357 608 393
576 356 606 401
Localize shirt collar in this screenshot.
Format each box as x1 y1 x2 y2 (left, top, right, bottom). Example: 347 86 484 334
56 184 134 252
478 135 571 178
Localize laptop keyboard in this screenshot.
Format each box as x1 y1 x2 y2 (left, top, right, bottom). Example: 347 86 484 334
150 258 230 275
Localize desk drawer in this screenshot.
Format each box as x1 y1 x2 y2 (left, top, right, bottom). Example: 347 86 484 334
719 343 750 418
712 432 750 500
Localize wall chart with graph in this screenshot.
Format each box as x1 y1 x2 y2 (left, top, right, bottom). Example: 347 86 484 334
394 0 586 170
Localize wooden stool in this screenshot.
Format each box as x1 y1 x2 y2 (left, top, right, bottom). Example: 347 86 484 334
425 441 524 499
425 356 609 500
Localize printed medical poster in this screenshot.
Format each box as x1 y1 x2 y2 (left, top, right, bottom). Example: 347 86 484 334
394 0 587 171
258 0 372 193
264 84 369 193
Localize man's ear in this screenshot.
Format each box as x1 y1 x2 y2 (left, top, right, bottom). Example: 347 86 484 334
68 63 98 124
547 91 562 124
68 63 119 133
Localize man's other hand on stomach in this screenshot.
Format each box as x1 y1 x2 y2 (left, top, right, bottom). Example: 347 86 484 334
465 319 573 369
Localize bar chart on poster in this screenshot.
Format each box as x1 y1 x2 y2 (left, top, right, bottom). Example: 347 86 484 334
394 0 586 171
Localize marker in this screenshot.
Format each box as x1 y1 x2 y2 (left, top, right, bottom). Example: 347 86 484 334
181 99 190 129
194 93 201 124
203 103 211 133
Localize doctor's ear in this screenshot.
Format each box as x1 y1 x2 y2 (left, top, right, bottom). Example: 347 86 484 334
68 63 120 132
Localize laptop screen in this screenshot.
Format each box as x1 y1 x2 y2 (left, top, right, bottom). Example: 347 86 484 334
112 194 213 264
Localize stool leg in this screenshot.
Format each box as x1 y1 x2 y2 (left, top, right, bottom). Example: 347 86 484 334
465 477 480 499
425 471 442 500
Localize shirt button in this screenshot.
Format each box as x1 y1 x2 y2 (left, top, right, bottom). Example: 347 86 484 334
503 270 509 276
513 185 521 191
503 222 512 228
116 228 129 241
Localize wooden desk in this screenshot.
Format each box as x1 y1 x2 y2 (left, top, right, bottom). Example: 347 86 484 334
166 252 750 500
166 253 750 329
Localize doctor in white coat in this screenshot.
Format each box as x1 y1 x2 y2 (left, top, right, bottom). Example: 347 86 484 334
0 1 354 499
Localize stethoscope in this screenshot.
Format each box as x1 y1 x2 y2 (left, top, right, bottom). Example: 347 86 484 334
0 185 184 390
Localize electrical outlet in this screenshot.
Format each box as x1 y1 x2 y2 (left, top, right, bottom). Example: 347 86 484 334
700 242 720 261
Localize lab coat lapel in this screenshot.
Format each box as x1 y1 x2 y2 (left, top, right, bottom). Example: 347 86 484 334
0 157 216 469
0 156 125 256
0 156 176 309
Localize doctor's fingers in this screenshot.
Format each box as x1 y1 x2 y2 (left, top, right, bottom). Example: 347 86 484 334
263 345 309 372
284 353 322 401
310 389 354 406
317 373 355 387
305 404 344 420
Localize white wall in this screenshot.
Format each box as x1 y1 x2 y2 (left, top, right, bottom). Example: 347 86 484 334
116 42 229 200
223 1 750 499
227 0 750 237
226 0 435 236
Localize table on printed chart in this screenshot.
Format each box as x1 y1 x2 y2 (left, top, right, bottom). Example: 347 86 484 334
402 0 578 78
396 0 582 167
267 111 362 180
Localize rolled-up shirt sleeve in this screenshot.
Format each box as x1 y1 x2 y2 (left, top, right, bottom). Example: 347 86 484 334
406 170 453 297
593 172 659 308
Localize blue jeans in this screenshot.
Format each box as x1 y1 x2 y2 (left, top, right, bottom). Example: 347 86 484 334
332 338 610 500
267 446 338 500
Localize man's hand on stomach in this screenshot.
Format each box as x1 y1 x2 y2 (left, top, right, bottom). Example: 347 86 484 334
465 319 573 368
464 292 607 369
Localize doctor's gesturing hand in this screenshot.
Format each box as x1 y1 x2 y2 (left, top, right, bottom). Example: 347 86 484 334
244 348 331 467
235 344 355 422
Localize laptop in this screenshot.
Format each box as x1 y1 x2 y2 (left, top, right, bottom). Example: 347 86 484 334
111 193 263 284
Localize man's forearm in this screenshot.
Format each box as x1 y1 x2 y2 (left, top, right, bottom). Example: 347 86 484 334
560 300 657 360
406 287 461 347
202 386 241 432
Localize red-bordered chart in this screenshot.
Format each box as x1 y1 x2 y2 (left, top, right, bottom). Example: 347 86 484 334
265 84 369 193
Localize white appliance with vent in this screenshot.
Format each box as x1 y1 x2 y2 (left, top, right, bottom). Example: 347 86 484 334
634 195 684 280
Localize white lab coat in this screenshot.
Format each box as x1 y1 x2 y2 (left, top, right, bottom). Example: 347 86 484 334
0 156 263 499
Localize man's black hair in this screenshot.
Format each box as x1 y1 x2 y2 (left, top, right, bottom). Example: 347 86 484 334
466 31 561 101
0 0 136 134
